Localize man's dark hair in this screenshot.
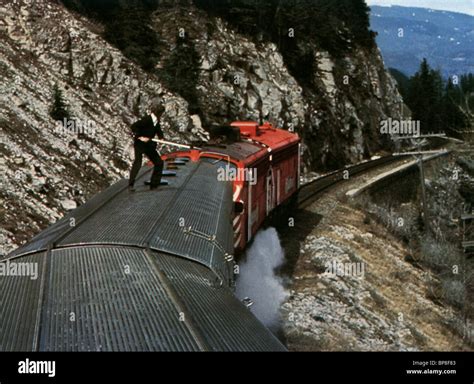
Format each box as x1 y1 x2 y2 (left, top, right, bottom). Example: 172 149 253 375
150 98 165 116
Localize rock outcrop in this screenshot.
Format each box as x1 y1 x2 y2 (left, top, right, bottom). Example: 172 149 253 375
147 4 404 170
0 0 207 254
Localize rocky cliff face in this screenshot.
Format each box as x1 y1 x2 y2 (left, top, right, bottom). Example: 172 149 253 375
1 0 405 254
151 8 306 133
145 3 405 170
0 0 207 254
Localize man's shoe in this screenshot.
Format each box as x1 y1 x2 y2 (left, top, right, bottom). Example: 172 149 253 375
128 185 136 192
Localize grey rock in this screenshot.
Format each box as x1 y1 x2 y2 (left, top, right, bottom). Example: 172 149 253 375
60 199 77 210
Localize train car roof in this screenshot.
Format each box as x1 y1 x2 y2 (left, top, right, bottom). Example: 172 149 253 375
198 122 299 165
0 246 285 351
231 121 300 153
200 141 264 162
1 159 286 351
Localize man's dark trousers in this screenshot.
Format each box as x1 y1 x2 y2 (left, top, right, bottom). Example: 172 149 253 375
129 139 163 189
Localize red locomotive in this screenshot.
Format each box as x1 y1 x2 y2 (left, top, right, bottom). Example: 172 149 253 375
163 121 301 252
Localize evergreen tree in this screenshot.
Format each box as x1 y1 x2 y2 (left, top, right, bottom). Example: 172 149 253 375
333 0 375 47
50 84 70 122
102 5 160 72
389 68 410 100
460 73 474 114
406 58 444 133
194 0 376 55
161 33 201 113
402 59 471 135
443 78 468 135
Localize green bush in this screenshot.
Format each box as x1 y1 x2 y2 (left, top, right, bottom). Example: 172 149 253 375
50 84 70 122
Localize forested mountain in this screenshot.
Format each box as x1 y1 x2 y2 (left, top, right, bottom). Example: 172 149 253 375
370 5 473 77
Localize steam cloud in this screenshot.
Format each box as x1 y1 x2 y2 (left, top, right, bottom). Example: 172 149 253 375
235 227 288 330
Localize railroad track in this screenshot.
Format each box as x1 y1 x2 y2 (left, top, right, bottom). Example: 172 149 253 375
298 145 456 208
297 155 408 209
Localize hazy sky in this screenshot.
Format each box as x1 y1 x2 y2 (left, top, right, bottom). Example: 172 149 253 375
366 0 474 16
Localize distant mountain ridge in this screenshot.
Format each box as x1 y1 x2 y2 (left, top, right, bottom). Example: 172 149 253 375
370 5 474 77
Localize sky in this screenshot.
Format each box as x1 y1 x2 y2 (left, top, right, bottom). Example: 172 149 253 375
366 0 474 16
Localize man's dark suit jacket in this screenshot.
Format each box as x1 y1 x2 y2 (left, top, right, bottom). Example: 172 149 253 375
131 115 164 140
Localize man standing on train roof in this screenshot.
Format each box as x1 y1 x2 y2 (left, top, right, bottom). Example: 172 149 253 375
128 99 165 192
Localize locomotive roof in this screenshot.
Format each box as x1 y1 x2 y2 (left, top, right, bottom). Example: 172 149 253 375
201 121 299 163
201 141 263 161
231 121 300 151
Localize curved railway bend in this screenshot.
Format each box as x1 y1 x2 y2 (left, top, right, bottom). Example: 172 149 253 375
279 144 472 351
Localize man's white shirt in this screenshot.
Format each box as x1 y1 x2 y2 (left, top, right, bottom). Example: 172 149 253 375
150 112 161 154
150 113 158 127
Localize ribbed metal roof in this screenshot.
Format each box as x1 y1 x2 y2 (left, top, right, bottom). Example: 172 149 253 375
8 161 234 283
39 247 203 351
4 167 151 259
1 160 286 351
0 253 46 351
0 247 284 351
155 253 285 351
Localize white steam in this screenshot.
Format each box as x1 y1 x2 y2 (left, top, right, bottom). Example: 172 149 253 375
235 227 288 330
